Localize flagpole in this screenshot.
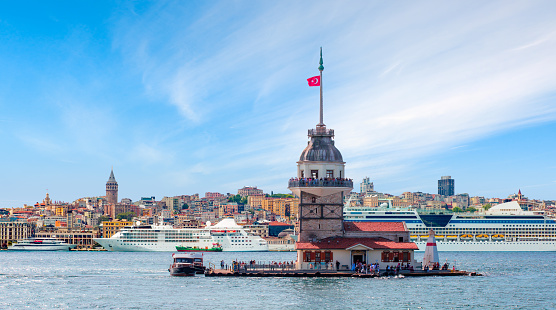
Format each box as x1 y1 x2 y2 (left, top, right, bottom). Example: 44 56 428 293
318 47 324 126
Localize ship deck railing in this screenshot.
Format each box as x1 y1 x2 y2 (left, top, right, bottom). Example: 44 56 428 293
288 179 353 188
219 263 297 273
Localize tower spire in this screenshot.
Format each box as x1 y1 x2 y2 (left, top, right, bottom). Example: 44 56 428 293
318 47 324 126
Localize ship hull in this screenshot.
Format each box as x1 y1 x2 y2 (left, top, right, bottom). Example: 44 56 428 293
169 266 196 276
8 244 77 251
93 238 269 252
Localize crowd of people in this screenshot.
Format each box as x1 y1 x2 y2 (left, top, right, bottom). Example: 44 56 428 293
288 177 353 187
352 261 415 275
424 262 450 271
216 259 452 275
222 260 296 272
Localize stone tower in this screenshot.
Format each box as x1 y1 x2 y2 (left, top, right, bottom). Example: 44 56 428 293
106 168 118 204
288 49 353 242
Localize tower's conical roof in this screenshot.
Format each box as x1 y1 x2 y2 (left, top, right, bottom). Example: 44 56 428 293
108 168 116 182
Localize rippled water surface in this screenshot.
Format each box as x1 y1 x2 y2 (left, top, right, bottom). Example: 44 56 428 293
1 251 555 309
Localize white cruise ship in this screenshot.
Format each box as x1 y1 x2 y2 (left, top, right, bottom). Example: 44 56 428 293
93 218 268 252
344 201 556 251
8 238 77 251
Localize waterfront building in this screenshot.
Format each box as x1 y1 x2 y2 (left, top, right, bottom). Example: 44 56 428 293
35 229 99 249
102 220 134 238
0 220 34 248
296 222 418 270
265 231 296 251
438 176 455 196
106 168 118 204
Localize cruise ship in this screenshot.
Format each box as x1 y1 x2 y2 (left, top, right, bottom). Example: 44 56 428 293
344 201 556 251
93 218 268 252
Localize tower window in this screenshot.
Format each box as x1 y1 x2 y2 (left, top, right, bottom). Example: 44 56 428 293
326 170 334 178
311 170 318 179
300 170 304 178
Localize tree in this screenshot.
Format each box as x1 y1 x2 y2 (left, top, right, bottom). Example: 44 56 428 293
228 194 242 203
269 194 294 198
466 207 477 213
182 203 189 210
452 207 463 212
116 212 135 221
483 203 492 211
97 215 111 226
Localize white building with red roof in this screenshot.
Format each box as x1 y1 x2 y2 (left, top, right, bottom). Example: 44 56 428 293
295 221 419 270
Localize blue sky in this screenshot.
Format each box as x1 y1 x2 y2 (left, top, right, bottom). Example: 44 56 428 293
1 1 556 208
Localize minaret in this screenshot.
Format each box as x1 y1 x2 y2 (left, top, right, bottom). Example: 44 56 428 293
106 168 118 204
288 48 353 242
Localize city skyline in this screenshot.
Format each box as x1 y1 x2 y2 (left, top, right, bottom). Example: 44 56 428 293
1 1 556 208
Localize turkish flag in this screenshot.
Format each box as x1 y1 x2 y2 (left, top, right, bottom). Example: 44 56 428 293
307 76 320 86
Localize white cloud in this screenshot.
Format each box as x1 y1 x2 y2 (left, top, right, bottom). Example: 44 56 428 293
110 1 556 195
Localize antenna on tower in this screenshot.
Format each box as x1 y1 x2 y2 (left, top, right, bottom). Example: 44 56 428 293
318 47 324 127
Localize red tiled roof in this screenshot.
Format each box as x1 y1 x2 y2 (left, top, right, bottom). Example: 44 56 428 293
344 222 406 232
296 237 418 250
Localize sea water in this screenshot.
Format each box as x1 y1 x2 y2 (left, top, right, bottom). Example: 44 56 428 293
1 251 555 309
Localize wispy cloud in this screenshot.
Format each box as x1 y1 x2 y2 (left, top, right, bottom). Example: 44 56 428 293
107 1 556 196
6 0 552 207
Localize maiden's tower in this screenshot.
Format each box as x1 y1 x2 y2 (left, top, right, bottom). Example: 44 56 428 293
290 50 418 271
288 48 353 243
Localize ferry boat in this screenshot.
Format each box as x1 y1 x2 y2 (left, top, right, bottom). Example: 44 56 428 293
93 218 268 252
169 252 204 276
8 238 77 251
344 201 556 251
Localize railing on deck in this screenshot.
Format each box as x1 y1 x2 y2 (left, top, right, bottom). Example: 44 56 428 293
308 128 334 136
224 262 297 273
288 179 353 188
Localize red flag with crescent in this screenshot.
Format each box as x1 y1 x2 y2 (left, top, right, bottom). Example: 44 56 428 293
307 76 320 86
